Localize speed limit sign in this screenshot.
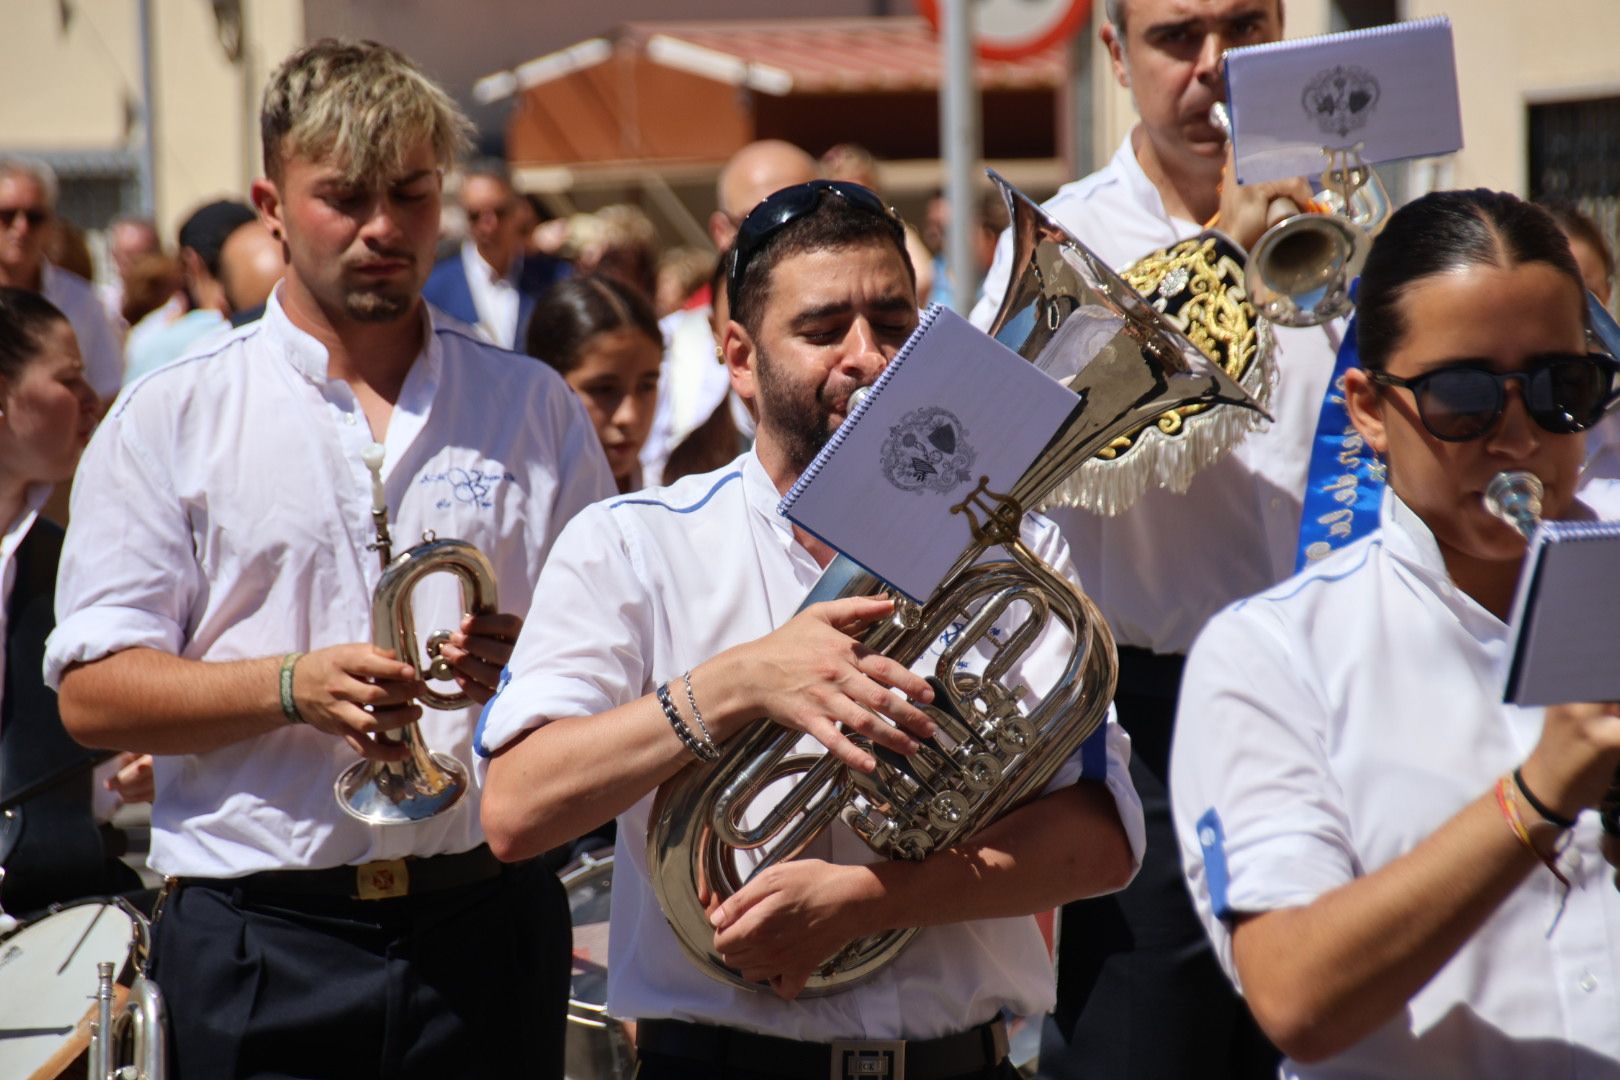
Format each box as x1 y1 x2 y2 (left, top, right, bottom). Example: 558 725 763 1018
916 0 1093 61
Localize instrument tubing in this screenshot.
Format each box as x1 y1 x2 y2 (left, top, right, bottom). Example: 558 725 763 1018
637 1017 1009 1080
179 843 503 902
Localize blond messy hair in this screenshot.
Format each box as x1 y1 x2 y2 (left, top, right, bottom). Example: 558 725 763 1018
260 39 473 183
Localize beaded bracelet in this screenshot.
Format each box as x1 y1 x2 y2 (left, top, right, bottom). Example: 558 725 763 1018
279 652 307 725
657 681 717 763
680 671 718 759
1512 766 1578 830
1495 774 1570 891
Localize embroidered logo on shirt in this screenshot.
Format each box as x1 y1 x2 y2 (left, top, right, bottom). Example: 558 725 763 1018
417 467 517 510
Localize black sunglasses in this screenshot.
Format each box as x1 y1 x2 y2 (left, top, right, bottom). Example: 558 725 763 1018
0 206 49 229
725 180 904 309
1366 352 1620 442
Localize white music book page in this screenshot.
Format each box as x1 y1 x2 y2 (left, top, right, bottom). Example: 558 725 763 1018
779 304 1077 603
1224 16 1462 184
1501 519 1620 707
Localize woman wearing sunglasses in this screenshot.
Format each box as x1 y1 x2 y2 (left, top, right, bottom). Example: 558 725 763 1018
1168 189 1620 1078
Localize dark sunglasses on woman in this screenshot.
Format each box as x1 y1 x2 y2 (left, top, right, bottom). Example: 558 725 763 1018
1366 352 1620 442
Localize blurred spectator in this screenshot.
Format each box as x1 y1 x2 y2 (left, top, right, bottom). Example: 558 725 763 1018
124 200 262 383
638 140 818 489
1539 197 1615 306
0 157 123 401
575 203 660 303
423 159 568 348
98 215 162 328
48 218 95 282
929 188 1010 311
655 245 716 319
525 276 662 493
819 141 934 304
120 252 184 328
662 255 742 485
219 220 285 328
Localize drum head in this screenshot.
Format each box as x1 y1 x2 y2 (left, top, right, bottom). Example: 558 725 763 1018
0 899 143 1079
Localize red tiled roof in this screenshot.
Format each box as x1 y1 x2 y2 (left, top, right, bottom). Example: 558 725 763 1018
620 16 1065 95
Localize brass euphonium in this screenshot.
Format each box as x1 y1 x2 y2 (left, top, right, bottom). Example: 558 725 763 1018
335 444 497 825
646 174 1265 995
1209 102 1390 327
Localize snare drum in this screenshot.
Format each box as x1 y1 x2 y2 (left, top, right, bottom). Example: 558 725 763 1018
0 897 147 1080
561 848 633 1080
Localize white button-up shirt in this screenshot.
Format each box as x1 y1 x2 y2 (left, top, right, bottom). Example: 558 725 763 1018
1171 491 1620 1078
461 240 522 349
476 450 1145 1042
970 135 1342 655
45 291 615 878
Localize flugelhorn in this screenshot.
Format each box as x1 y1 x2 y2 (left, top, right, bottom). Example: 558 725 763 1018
335 444 497 825
89 958 166 1080
646 175 1263 995
1209 102 1390 327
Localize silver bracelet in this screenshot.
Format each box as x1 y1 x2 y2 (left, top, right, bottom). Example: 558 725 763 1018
681 670 718 758
279 652 307 725
656 681 716 763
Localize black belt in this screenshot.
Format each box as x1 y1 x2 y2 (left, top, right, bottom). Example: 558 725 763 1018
181 844 503 901
637 1017 1009 1080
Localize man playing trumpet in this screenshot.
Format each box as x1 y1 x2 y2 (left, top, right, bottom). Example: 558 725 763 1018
480 182 1144 1080
48 40 614 1078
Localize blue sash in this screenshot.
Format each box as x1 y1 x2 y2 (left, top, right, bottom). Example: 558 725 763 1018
1295 309 1386 571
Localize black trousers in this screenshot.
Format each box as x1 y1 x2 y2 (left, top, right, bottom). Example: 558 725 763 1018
149 857 570 1080
635 1051 1021 1080
1037 647 1279 1080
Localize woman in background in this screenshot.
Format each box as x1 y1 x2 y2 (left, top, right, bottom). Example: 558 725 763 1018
526 275 662 494
1170 190 1620 1077
0 287 149 917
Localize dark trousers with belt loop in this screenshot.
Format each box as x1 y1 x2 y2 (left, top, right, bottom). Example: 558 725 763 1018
1038 647 1280 1080
148 848 570 1080
635 1018 1020 1080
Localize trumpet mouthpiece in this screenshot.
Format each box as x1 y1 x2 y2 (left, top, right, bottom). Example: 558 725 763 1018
1483 470 1544 541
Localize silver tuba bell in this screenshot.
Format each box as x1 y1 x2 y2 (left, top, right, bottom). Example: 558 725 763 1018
335 444 498 825
646 174 1264 995
1209 102 1390 327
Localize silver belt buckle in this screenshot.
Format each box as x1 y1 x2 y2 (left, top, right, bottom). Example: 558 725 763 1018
831 1039 905 1080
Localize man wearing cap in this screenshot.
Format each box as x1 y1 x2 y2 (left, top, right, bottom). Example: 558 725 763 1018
480 181 1145 1080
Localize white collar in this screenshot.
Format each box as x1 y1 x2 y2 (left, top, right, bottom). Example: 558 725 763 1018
460 239 515 285
261 286 442 393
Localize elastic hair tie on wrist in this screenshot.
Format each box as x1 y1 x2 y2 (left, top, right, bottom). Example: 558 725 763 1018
1512 766 1577 830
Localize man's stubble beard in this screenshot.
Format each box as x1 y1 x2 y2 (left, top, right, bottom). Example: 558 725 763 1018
754 340 838 478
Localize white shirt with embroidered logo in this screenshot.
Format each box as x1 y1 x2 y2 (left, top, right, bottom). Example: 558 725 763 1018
475 450 1145 1042
970 136 1342 655
44 289 615 878
1171 490 1620 1078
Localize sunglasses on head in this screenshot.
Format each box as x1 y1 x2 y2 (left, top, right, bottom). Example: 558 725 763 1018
725 180 904 309
1366 352 1620 442
0 207 49 229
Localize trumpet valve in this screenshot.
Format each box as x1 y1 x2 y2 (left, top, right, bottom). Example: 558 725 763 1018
424 628 455 681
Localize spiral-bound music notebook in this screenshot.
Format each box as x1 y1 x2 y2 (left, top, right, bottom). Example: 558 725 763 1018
1501 519 1620 706
779 304 1077 603
1223 16 1462 184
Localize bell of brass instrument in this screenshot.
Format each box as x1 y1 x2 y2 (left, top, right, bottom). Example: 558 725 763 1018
1484 469 1544 541
335 444 498 825
1209 103 1390 327
89 960 166 1080
647 176 1263 995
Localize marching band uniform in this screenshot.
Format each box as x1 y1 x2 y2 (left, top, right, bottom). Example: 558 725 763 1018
969 134 1341 1076
475 451 1146 1074
1171 490 1620 1077
46 291 615 1075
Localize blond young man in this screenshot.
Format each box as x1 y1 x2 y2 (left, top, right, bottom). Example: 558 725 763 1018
49 40 614 1077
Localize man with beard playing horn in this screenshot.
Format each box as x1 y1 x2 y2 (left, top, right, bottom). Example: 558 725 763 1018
48 40 614 1078
478 181 1146 1080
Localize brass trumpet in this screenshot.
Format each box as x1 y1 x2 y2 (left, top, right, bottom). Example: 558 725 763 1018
1210 102 1390 327
335 444 497 825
